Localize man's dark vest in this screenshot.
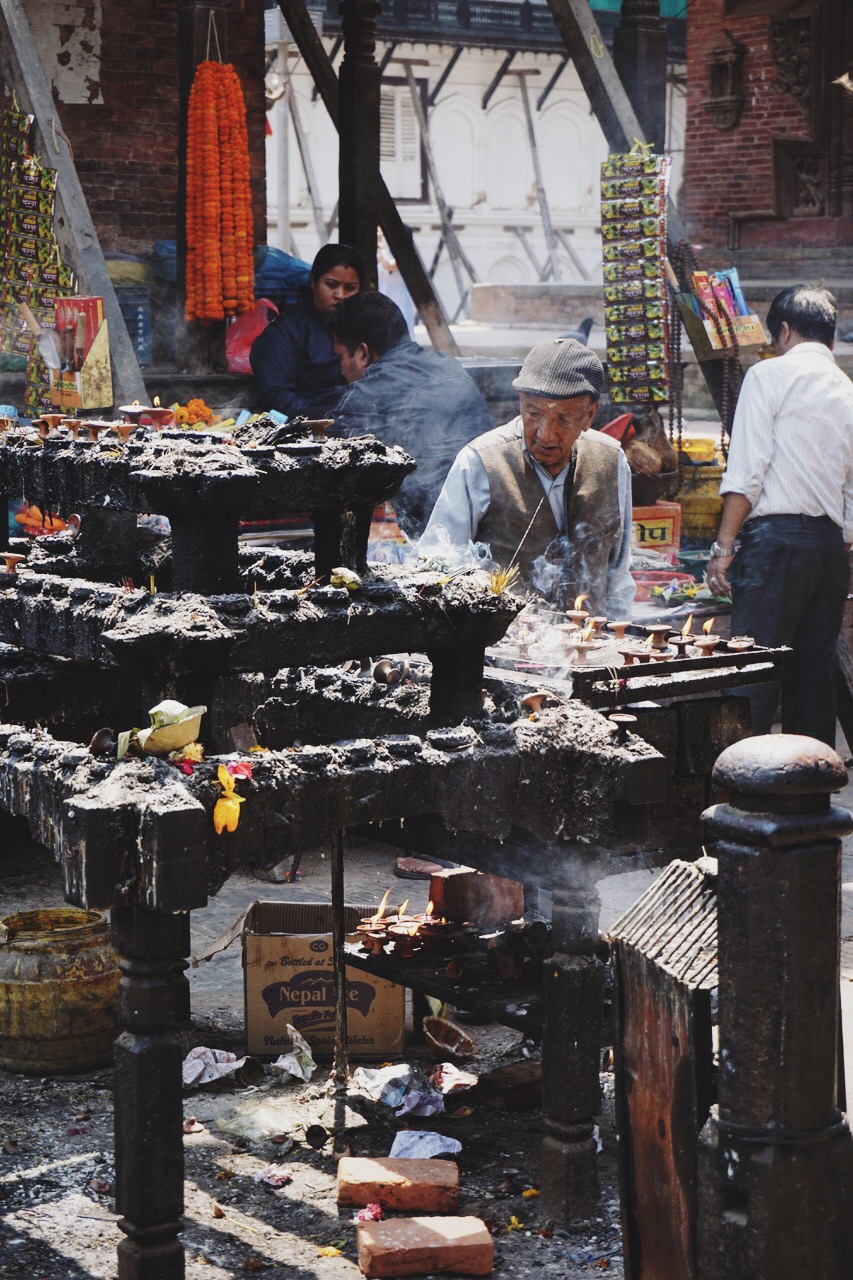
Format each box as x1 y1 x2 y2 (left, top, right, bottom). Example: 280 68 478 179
472 417 622 613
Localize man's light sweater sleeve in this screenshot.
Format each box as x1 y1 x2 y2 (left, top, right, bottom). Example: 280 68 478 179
420 446 491 547
719 365 774 504
605 450 636 619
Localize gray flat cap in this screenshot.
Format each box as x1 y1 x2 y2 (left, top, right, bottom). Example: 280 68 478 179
512 338 604 400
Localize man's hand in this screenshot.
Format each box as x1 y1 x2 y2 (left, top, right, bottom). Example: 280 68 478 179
706 551 733 597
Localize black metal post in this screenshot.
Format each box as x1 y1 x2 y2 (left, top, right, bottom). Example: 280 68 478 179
698 734 853 1280
338 0 380 287
540 854 604 1224
612 0 667 154
112 905 191 1280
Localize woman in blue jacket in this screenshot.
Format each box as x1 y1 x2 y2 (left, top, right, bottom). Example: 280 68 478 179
250 243 364 417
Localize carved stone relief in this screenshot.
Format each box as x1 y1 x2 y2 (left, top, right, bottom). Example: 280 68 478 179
770 16 812 107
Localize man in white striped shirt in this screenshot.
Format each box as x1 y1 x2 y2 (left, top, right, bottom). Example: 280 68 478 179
708 285 853 745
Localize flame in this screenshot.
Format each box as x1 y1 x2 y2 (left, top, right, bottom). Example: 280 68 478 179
397 898 409 918
426 901 435 918
153 395 161 408
370 888 391 924
580 620 595 642
574 593 590 611
703 618 715 636
645 634 655 648
408 921 419 936
681 613 694 636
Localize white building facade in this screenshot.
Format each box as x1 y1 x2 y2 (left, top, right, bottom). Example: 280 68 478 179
264 1 686 321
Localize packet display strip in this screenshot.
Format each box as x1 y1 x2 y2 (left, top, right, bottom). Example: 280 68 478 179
600 151 671 407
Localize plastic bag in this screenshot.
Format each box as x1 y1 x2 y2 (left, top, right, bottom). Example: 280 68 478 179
225 297 278 374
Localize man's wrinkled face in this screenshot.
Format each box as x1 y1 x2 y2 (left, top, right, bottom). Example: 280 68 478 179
333 338 371 384
520 392 596 476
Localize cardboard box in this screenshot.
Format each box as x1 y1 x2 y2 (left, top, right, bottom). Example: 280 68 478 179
632 500 681 552
50 295 112 409
242 901 405 1060
677 293 766 360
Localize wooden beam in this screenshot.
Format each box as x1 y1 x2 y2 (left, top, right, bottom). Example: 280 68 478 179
0 0 146 405
514 71 561 283
482 50 515 111
279 0 459 354
537 53 570 112
429 46 463 108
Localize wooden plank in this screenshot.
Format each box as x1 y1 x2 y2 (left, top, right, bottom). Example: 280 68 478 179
0 0 146 405
279 0 459 354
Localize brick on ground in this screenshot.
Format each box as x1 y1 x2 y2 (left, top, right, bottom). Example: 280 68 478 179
356 1216 494 1278
337 1157 459 1212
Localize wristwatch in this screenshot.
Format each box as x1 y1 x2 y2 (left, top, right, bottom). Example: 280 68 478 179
709 541 735 558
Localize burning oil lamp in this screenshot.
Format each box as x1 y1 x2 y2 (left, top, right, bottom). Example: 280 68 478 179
387 919 422 957
644 623 672 651
692 618 721 655
587 615 608 638
668 612 695 656
357 889 393 949
119 400 174 431
565 592 590 629
608 620 632 642
726 635 755 653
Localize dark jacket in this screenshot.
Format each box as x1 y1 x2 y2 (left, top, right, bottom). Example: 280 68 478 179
249 289 345 417
330 338 494 534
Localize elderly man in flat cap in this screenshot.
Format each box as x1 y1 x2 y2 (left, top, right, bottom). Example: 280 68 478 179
422 338 634 617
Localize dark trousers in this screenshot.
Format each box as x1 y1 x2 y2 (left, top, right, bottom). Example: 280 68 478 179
729 514 849 746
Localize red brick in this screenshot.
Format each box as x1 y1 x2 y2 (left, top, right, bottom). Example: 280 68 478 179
337 1158 459 1213
356 1217 494 1278
428 869 524 929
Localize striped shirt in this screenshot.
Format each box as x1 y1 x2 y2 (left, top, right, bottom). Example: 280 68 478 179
720 341 853 542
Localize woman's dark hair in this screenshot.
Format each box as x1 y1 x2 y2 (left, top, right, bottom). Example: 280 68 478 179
766 285 836 347
310 243 366 286
330 291 409 356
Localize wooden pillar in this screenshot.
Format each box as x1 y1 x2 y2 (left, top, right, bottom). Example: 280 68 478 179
177 0 229 372
613 0 667 154
698 736 853 1280
338 0 380 286
112 905 191 1280
540 855 604 1225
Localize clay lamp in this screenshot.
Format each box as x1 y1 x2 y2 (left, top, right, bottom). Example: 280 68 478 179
609 712 637 744
565 591 590 629
118 404 152 428
726 635 755 653
0 415 13 433
644 623 672 651
82 420 112 443
373 657 411 686
142 405 175 431
692 619 721 656
650 646 677 662
617 646 638 666
388 920 422 958
303 418 334 441
413 902 464 954
607 620 632 642
570 640 601 665
1 553 26 576
32 413 66 437
60 418 82 440
632 643 653 665
113 421 138 443
519 689 560 716
357 890 393 949
587 615 608 638
668 612 695 657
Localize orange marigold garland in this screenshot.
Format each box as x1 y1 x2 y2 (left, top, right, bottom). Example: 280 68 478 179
185 61 254 324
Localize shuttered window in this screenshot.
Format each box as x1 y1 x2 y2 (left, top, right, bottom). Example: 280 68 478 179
380 80 427 202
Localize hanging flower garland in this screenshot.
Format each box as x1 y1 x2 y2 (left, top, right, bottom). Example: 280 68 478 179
185 60 254 324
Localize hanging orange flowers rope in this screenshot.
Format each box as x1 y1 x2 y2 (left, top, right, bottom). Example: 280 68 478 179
185 60 254 323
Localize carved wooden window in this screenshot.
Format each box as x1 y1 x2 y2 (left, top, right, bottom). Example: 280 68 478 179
774 139 827 217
